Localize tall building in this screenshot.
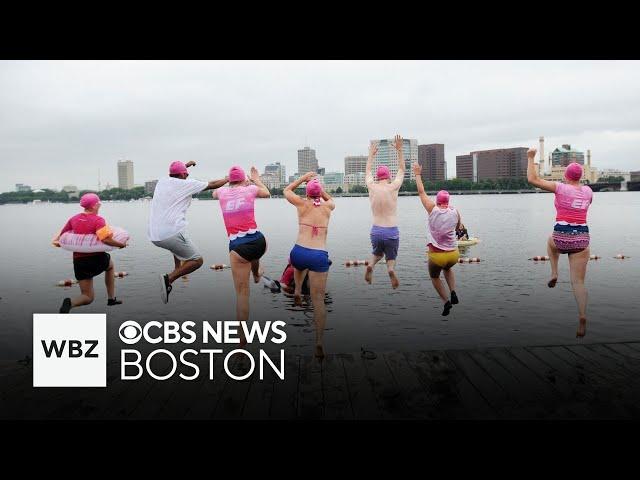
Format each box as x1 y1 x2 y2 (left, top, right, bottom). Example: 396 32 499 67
456 147 528 182
322 172 344 186
551 144 585 167
118 159 134 190
370 138 418 181
298 147 318 175
418 144 446 181
264 162 286 185
344 155 367 177
145 180 159 195
344 172 367 186
15 183 32 192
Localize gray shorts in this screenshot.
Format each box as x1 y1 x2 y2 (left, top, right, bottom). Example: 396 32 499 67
152 231 202 261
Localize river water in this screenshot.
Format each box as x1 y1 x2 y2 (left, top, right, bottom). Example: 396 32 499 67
1 192 638 360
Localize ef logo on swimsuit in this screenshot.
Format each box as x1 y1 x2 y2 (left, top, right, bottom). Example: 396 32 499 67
33 313 106 387
224 198 245 211
119 320 143 345
571 199 590 210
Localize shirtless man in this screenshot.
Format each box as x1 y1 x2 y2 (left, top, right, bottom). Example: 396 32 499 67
364 134 405 289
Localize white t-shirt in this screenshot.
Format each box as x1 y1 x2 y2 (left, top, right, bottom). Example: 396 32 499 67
148 177 208 241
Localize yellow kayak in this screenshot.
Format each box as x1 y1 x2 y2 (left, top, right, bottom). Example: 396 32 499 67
457 237 480 247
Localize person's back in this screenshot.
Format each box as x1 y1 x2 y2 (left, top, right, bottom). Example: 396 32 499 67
148 176 207 242
554 182 593 225
368 182 400 227
215 184 259 239
428 206 459 251
296 199 332 250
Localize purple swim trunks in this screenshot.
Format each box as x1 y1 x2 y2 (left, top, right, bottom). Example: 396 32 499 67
370 225 400 260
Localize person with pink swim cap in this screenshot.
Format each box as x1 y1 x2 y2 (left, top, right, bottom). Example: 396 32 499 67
284 170 335 359
527 147 593 337
213 165 271 345
149 160 228 304
52 193 127 313
412 163 462 317
364 135 405 289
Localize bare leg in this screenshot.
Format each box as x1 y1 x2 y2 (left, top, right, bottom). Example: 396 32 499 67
251 259 263 284
569 248 589 337
308 270 329 359
230 251 252 346
71 279 95 308
547 236 559 288
428 262 448 302
365 254 383 284
386 259 399 289
105 259 116 299
167 257 203 283
443 267 456 293
293 267 308 306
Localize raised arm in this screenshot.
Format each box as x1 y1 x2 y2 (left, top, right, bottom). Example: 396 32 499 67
526 148 556 192
321 189 336 210
391 134 405 188
205 177 229 191
412 163 435 213
250 166 271 198
284 171 316 206
365 142 378 186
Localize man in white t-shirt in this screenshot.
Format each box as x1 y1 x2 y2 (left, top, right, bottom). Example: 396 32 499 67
149 160 228 303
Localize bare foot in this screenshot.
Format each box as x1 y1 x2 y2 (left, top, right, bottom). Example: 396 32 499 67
315 344 325 359
253 266 264 284
576 317 587 338
365 265 373 284
294 293 302 306
548 276 558 288
388 270 399 289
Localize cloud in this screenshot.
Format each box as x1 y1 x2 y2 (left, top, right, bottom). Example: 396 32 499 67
1 60 639 191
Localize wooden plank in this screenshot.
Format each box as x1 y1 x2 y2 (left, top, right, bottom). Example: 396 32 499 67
584 344 640 377
213 353 253 420
624 343 640 352
485 348 585 419
320 354 353 420
183 353 230 419
533 346 630 419
405 350 496 420
157 354 212 419
361 353 409 419
128 353 181 420
467 350 531 407
242 352 281 420
297 354 324 419
340 353 382 420
383 351 438 420
269 353 300 419
604 343 640 361
446 350 513 418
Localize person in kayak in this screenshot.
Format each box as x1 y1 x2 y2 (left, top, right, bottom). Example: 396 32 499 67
456 223 469 241
526 147 593 338
413 163 461 316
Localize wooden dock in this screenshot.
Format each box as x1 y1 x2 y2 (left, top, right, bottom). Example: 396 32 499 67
3 341 640 420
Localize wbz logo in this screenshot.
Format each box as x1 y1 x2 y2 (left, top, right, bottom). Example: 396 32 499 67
33 314 106 387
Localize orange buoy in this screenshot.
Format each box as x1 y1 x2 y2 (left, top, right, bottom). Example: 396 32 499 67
589 255 601 260
210 264 229 270
56 279 76 287
345 260 369 266
115 271 128 278
614 254 630 259
529 255 550 261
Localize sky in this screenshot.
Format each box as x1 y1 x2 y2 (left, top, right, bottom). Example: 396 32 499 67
1 60 639 192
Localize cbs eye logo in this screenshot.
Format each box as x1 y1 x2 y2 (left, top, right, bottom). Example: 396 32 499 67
119 321 142 345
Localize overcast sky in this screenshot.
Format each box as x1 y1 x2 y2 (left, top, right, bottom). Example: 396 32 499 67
1 60 639 192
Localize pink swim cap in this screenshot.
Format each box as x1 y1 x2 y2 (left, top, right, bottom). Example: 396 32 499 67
169 161 188 175
80 193 101 210
228 165 246 183
436 190 450 205
376 165 390 180
564 162 583 181
306 178 323 198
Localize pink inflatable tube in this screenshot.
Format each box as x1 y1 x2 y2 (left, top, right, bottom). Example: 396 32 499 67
58 227 129 253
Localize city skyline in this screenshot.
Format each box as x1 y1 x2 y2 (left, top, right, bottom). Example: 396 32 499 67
2 61 640 192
